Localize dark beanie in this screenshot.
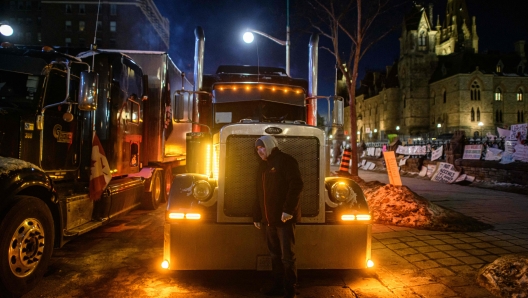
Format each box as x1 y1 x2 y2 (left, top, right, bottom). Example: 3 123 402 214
255 139 265 148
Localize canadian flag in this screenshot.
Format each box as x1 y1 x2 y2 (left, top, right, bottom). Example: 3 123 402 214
89 132 111 201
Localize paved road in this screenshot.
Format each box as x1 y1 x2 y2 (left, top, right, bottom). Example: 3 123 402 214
22 169 528 297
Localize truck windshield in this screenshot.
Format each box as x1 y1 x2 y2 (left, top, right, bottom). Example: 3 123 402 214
0 71 41 109
212 100 306 131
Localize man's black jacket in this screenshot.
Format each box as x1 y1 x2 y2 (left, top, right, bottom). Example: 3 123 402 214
253 148 304 226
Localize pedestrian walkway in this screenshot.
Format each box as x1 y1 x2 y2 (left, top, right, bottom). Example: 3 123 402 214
342 170 528 297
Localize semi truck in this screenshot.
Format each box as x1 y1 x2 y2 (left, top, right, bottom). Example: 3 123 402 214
162 27 373 271
0 44 191 296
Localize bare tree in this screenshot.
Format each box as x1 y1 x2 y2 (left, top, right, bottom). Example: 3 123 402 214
304 0 409 176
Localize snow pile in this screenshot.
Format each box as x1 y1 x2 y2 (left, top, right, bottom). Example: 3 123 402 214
477 254 528 298
350 176 493 232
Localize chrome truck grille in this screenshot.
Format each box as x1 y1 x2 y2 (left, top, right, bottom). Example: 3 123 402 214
223 135 320 218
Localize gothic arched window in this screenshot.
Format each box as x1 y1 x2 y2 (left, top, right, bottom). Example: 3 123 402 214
517 89 523 102
443 90 447 103
495 88 502 101
471 108 475 121
419 31 426 46
518 111 525 123
477 108 480 121
471 81 481 101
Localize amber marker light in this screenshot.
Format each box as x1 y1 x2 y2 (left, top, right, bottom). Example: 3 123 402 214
246 86 250 90
341 214 355 221
356 214 371 221
367 259 374 268
168 212 185 219
185 213 201 220
161 260 169 269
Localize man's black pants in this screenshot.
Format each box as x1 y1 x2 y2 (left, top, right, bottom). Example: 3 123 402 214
266 222 297 293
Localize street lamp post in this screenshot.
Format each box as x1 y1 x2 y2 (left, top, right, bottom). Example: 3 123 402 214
478 121 484 139
242 1 290 76
0 23 14 37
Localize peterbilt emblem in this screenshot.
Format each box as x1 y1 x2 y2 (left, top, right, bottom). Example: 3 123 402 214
265 127 282 134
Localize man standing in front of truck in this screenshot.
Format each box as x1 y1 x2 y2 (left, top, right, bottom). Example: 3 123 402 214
253 135 304 298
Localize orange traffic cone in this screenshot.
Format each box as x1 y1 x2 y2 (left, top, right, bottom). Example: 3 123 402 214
339 148 351 173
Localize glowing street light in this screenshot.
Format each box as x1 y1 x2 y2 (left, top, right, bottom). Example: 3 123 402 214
243 28 290 76
242 0 290 75
0 23 13 36
478 121 484 138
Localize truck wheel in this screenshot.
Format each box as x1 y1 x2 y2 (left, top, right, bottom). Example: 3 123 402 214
0 196 54 297
142 170 163 210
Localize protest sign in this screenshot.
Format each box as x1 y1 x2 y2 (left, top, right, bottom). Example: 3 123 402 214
431 146 443 161
485 148 503 161
374 148 382 157
395 145 408 155
513 143 528 162
383 151 402 186
431 162 460 183
462 144 483 160
509 123 527 141
497 127 511 139
426 164 436 177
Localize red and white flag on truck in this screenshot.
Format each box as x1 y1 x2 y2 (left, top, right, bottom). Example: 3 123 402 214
89 132 111 201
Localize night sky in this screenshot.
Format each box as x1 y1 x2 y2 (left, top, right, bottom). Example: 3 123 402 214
153 0 528 109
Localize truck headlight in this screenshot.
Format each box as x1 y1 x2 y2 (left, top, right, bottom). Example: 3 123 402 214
331 182 353 202
193 180 211 201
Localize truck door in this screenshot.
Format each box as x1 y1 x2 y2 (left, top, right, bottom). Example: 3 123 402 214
40 68 82 173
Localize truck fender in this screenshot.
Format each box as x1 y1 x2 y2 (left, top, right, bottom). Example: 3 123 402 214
0 160 54 216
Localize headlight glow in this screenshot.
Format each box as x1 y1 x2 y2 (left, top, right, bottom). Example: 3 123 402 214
356 214 371 221
193 180 211 201
367 259 374 268
168 212 185 219
161 260 169 269
185 213 201 220
331 182 353 202
341 214 355 221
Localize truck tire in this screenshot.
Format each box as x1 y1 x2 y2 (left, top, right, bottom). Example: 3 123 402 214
0 196 54 297
142 170 163 210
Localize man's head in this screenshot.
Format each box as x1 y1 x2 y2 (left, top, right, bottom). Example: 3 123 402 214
255 135 279 161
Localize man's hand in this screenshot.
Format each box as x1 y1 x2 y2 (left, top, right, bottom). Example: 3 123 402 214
254 222 261 229
281 212 293 222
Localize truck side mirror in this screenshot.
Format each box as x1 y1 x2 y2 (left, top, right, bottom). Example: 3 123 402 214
333 97 344 126
78 71 99 111
173 93 186 121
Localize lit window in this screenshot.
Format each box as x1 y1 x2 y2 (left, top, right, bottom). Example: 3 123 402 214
65 20 72 31
79 21 85 32
495 88 502 101
110 21 116 32
517 89 523 101
65 37 71 47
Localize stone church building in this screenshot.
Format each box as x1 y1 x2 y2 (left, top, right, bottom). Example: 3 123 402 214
345 0 527 142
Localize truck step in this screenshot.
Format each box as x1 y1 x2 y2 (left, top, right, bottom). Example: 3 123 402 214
63 219 105 237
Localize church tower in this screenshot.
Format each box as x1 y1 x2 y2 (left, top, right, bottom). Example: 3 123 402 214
436 0 478 55
398 3 438 136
